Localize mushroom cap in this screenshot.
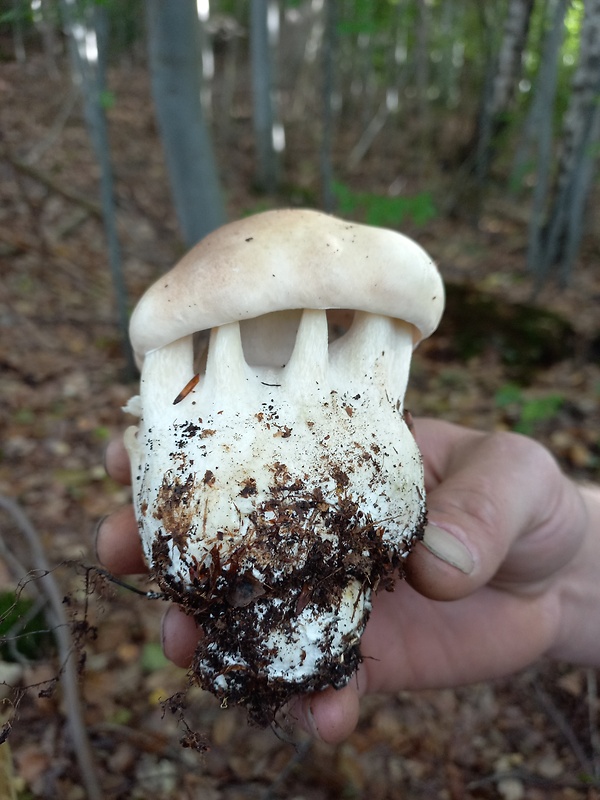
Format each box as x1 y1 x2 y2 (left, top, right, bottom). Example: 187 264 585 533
130 209 444 364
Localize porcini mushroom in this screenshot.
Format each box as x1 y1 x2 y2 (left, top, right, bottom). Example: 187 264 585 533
124 209 444 725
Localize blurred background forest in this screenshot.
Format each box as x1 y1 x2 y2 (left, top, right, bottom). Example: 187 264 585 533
1 0 600 798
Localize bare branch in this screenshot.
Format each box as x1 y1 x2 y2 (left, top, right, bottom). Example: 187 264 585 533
0 495 103 800
0 146 102 219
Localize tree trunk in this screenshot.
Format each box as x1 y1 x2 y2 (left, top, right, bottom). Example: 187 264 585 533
250 0 278 192
321 0 337 211
146 0 226 246
513 0 569 194
491 0 535 116
60 0 134 377
438 0 461 107
11 0 26 63
197 0 215 116
535 0 600 285
524 0 570 277
414 0 430 128
475 0 534 182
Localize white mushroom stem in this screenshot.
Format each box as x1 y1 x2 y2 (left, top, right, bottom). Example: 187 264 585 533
127 308 421 572
200 322 255 407
330 311 414 409
139 336 194 424
283 309 329 397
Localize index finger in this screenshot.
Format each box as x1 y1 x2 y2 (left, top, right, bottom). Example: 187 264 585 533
105 437 132 485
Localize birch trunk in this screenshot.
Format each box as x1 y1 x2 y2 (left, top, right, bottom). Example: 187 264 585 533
536 0 600 284
491 0 535 116
513 0 569 193
146 0 226 246
60 0 134 377
476 0 534 182
321 0 337 211
250 0 278 192
524 0 569 276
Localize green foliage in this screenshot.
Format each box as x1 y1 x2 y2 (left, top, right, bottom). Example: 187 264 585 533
564 0 585 56
337 0 397 38
110 707 133 725
141 642 169 672
333 181 437 227
443 284 576 381
0 6 32 26
0 591 54 663
494 383 564 435
93 425 111 442
99 89 116 110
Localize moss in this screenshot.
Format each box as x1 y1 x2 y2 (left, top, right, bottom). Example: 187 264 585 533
436 282 577 382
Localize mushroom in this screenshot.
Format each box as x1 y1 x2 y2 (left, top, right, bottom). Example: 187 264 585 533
124 209 444 725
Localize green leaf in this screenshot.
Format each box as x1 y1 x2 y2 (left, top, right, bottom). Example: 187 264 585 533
0 591 54 663
332 182 437 228
99 90 116 110
141 642 169 672
516 394 564 434
494 383 523 409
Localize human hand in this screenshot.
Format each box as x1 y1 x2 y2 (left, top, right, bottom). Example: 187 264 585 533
96 419 599 743
291 418 598 742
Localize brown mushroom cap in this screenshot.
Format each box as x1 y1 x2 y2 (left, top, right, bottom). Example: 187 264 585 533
130 209 444 364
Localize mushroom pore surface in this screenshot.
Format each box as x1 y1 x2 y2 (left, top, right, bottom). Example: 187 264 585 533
124 210 444 725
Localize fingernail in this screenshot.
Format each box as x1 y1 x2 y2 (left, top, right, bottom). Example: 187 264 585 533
160 609 168 653
93 516 107 563
160 605 174 656
422 524 474 574
289 697 322 740
305 702 321 740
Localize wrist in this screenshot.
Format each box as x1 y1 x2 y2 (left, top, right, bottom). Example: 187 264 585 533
548 484 600 666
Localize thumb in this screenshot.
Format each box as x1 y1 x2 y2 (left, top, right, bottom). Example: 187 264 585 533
407 425 565 601
291 681 361 744
407 522 476 601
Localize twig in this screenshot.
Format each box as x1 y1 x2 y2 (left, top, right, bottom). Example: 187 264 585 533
348 100 390 170
24 86 80 166
534 679 593 775
0 145 102 219
0 495 103 800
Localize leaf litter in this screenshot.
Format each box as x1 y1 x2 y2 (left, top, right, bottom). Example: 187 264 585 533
0 52 599 799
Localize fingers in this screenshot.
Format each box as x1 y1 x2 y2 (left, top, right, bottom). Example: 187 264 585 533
95 505 147 575
105 437 132 485
407 419 584 601
161 605 200 668
98 436 146 574
292 681 361 744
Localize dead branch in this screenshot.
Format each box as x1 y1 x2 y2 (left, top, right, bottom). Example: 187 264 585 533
25 86 79 165
347 100 391 170
0 146 102 219
0 495 103 800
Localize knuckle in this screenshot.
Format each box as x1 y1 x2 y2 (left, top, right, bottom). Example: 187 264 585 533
484 429 560 480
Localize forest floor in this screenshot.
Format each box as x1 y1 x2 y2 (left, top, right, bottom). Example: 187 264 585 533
1 51 600 800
